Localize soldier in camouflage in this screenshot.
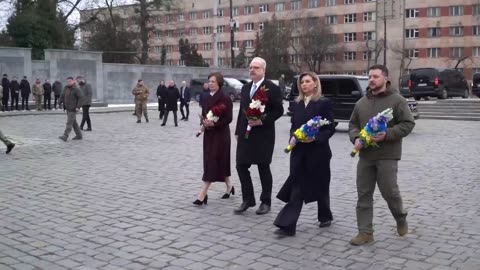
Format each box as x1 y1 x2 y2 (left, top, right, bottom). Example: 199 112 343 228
32 79 44 111
132 79 150 123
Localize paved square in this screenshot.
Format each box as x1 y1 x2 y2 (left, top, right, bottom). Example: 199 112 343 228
1 104 479 270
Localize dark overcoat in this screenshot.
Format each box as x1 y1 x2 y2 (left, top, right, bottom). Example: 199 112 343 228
235 79 284 165
277 98 335 204
202 91 233 182
165 86 180 111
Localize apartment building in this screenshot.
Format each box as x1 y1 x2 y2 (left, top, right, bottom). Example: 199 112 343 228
80 0 480 84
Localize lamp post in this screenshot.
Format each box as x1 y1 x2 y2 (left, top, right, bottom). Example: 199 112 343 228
229 0 235 68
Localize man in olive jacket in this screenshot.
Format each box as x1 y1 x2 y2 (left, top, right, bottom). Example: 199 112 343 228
59 77 83 142
32 79 44 111
348 64 415 246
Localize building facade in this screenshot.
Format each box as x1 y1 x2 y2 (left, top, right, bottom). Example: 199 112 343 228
80 0 480 85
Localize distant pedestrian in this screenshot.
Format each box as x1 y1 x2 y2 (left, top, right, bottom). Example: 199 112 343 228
52 80 62 110
132 79 150 123
9 76 20 111
20 76 31 111
161 80 180 127
156 80 167 120
58 77 83 142
2 74 10 112
32 79 44 111
279 74 286 98
0 129 15 154
179 80 191 121
43 79 52 110
198 82 209 108
77 76 93 131
0 85 3 111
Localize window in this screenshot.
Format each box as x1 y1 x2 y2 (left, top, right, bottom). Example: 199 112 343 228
405 8 419 18
233 41 241 48
217 25 225 33
326 15 337 25
308 0 319 8
217 42 226 50
363 51 373 60
178 28 185 37
427 48 440 58
324 54 335 62
292 1 302 10
449 26 464 36
363 31 376 40
217 8 224 17
203 27 211 34
449 47 464 58
244 6 253 15
326 0 336 6
407 49 419 58
364 0 375 2
152 16 160 24
259 4 269 13
154 31 161 39
245 40 254 48
307 17 318 28
293 19 301 28
474 5 480 16
449 6 463 16
473 47 480 57
166 30 174 37
405 28 419 39
203 10 210 18
190 12 197 20
232 7 239 16
166 45 174 53
473 26 480 36
178 14 184 21
275 3 285 11
204 58 211 66
203 43 212 50
427 7 440 17
427 27 441 37
154 46 161 53
245 23 254 31
218 58 226 66
259 22 265 31
344 51 356 61
190 28 197 36
292 37 300 46
344 14 356 23
345 0 354 4
364 12 375 21
344 32 357 42
178 60 185 66
290 54 300 64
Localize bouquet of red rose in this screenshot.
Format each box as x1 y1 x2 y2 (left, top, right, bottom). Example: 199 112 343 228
244 86 268 139
196 104 226 137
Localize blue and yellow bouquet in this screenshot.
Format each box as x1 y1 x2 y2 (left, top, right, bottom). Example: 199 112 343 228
350 108 394 157
284 116 331 153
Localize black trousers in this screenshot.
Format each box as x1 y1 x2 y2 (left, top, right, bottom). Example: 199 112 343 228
21 95 29 110
180 101 189 119
2 96 9 111
162 110 178 125
274 184 333 233
54 95 60 109
158 99 165 119
44 94 51 110
236 163 273 206
80 105 91 129
11 93 19 110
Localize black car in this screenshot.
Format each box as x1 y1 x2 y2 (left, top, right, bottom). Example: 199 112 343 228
286 75 419 122
189 77 243 102
472 73 480 98
399 74 411 98
410 68 469 100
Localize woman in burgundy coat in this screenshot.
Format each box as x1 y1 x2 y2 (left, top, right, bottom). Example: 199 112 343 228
193 72 234 205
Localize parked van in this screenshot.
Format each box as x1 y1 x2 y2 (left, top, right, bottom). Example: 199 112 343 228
410 68 469 100
472 73 480 98
399 74 411 98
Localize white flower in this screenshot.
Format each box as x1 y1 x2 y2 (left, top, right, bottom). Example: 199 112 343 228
206 110 219 122
307 119 315 126
249 99 263 110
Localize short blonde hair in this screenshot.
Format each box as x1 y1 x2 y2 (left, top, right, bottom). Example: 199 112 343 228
296 72 322 102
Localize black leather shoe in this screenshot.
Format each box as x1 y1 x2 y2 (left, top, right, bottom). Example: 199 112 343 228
319 220 332 228
234 202 255 214
193 195 208 206
255 203 271 215
273 228 295 237
221 186 235 199
6 143 15 154
161 123 166 126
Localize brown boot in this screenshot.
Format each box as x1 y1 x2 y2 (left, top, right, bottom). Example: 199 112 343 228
397 219 408 236
350 232 374 246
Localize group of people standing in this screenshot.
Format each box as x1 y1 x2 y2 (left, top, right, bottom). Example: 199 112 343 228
194 57 415 245
1 74 63 112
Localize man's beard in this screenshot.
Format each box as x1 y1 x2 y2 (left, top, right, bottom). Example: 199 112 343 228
370 82 385 93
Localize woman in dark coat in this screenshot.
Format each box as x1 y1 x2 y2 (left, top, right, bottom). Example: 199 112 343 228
161 81 180 127
273 71 336 236
193 72 234 205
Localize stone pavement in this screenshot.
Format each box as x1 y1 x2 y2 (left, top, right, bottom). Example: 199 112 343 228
1 104 479 270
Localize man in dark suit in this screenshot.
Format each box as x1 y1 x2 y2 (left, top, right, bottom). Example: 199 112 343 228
234 57 284 215
179 80 191 121
156 80 167 119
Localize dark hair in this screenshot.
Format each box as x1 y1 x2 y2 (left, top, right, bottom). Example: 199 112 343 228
369 64 389 77
138 79 143 83
66 77 74 80
208 72 224 89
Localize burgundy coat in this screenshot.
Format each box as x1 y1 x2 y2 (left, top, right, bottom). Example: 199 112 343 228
202 90 233 182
